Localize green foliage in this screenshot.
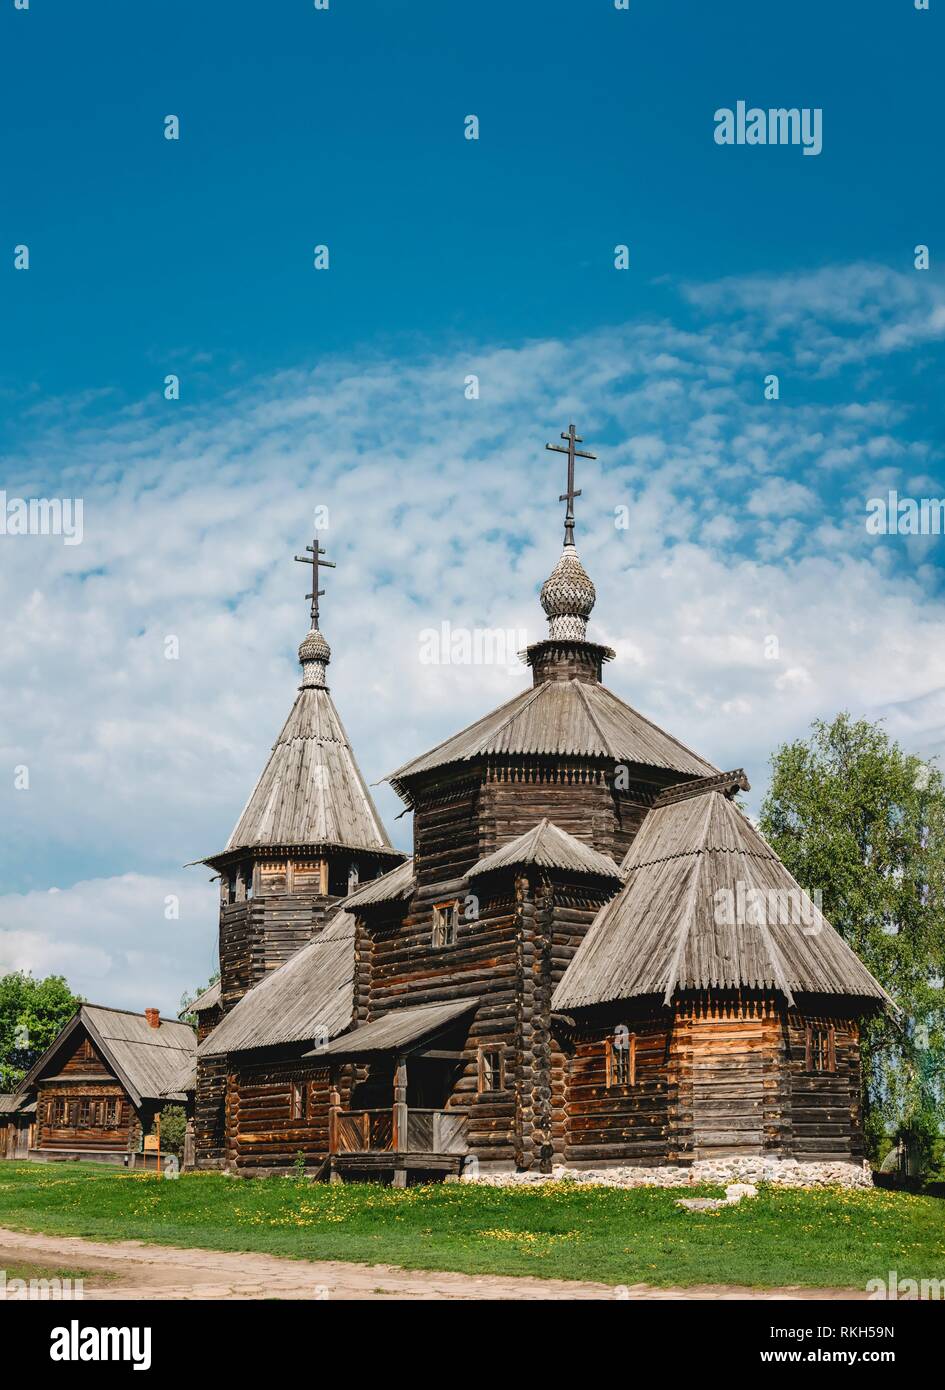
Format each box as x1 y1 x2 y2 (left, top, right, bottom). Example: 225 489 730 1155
0 972 83 1091
0 1162 941 1289
760 713 945 1166
293 1150 307 1182
157 1106 188 1159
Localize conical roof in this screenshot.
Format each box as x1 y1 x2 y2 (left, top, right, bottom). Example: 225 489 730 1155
468 819 621 880
552 789 892 1011
388 678 716 800
222 681 395 856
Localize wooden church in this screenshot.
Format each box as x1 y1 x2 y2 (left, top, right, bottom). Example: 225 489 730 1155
194 425 891 1181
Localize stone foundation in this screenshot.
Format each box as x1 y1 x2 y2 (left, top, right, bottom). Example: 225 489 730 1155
464 1157 874 1189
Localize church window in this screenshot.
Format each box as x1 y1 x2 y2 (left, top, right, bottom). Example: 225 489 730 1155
348 862 360 894
226 869 238 905
478 1048 504 1093
806 1025 835 1073
606 1032 636 1088
432 901 458 948
243 863 254 900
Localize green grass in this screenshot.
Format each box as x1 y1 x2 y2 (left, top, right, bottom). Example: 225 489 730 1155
0 1161 942 1289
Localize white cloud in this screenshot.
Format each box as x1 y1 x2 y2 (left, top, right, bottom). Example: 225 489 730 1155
0 874 217 1014
1 262 944 1012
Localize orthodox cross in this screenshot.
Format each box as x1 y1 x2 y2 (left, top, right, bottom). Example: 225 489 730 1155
294 537 335 627
545 423 595 546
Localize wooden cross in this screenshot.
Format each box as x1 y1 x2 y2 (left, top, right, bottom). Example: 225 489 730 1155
545 423 595 546
294 537 335 627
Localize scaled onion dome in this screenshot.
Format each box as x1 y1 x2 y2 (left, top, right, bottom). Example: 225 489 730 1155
539 544 596 641
298 626 331 687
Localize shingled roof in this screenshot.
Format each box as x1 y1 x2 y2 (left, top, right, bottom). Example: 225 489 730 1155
388 678 716 801
187 981 220 1014
16 1006 197 1107
215 684 396 860
343 857 415 909
198 911 356 1057
468 819 621 881
553 789 892 1011
311 999 477 1058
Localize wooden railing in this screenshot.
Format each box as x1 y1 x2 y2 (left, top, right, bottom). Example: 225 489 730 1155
331 1108 467 1156
332 1109 393 1154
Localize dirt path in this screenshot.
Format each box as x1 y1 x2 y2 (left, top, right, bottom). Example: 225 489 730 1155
0 1226 868 1300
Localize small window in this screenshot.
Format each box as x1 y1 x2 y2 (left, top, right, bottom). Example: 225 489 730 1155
432 901 459 948
78 1101 91 1128
243 863 254 900
606 1031 636 1088
806 1025 835 1073
105 1099 119 1126
348 862 360 894
290 1081 310 1121
478 1048 504 1094
226 869 238 905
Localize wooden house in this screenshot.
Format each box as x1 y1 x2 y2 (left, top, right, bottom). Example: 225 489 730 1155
195 428 892 1180
11 1005 196 1165
0 1094 35 1159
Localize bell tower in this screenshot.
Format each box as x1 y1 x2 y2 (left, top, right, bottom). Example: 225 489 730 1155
202 535 405 1015
194 534 405 1166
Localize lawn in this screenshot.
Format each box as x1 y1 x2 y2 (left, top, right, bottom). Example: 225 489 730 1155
0 1162 942 1289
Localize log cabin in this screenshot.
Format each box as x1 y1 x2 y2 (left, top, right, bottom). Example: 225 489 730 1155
0 1094 35 1159
194 424 893 1181
10 1005 196 1165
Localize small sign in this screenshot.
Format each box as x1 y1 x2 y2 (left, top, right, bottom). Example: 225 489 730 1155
143 1135 160 1152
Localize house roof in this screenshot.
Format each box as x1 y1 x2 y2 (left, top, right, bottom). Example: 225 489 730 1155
198 911 357 1057
162 1058 197 1097
187 981 221 1014
468 819 621 881
210 682 399 862
343 857 415 909
553 789 893 1012
0 1095 36 1115
387 678 716 801
15 1006 197 1108
310 999 478 1058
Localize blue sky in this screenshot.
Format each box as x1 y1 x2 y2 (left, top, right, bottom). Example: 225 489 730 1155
2 0 941 406
1 1 944 1011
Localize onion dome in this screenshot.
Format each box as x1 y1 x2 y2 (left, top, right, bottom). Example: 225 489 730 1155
299 626 331 688
540 545 596 641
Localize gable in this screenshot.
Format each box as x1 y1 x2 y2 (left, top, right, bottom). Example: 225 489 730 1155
30 1021 122 1093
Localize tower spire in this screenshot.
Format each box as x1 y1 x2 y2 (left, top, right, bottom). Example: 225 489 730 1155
538 423 598 642
293 535 335 688
545 422 596 548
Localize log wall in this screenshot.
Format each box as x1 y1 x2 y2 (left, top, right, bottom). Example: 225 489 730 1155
562 994 870 1166
563 1005 674 1165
